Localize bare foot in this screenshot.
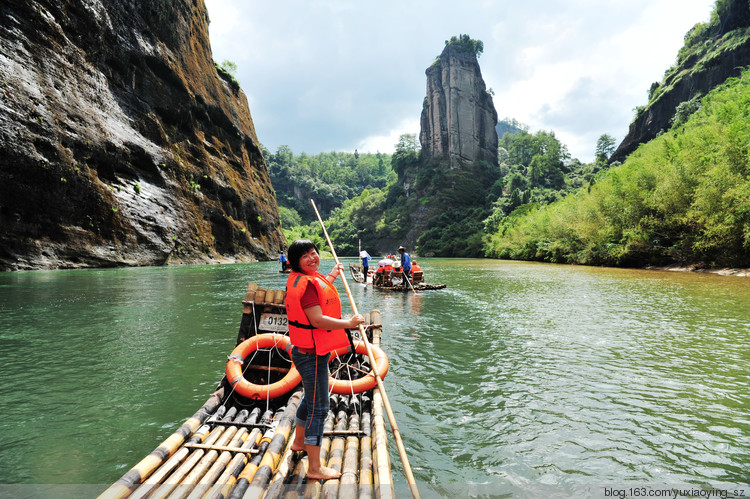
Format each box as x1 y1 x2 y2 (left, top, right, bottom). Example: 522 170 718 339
290 443 306 453
306 465 342 480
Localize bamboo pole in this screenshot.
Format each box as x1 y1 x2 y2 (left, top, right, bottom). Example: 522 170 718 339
227 404 285 499
359 408 374 499
146 424 228 499
283 455 308 499
404 265 419 295
372 384 395 499
273 288 286 304
169 423 241 499
320 402 349 498
311 199 421 499
203 424 264 499
128 408 230 499
300 408 335 499
126 424 212 499
97 388 224 499
242 389 303 499
339 405 361 499
262 440 295 498
183 427 249 499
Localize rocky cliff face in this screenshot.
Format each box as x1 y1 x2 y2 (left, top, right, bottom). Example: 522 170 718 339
0 0 284 271
420 43 498 168
611 0 750 163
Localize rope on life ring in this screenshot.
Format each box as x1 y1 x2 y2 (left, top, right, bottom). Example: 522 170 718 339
328 341 389 395
226 333 301 400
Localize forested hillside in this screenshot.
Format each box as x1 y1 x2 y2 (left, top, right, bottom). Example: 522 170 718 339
265 145 394 226
270 116 608 258
313 122 602 257
486 70 750 268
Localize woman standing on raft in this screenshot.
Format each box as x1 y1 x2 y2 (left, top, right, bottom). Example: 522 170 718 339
285 239 365 480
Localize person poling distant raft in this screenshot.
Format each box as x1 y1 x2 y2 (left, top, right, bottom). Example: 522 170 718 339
310 199 422 498
279 251 290 272
284 238 365 481
398 246 412 278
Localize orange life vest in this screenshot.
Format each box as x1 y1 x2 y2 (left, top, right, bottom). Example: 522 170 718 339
285 271 349 355
412 263 422 272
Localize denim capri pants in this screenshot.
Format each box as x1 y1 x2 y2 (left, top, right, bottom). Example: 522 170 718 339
292 346 331 446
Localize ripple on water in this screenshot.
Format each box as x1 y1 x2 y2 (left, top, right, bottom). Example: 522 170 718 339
374 260 750 491
1 260 748 490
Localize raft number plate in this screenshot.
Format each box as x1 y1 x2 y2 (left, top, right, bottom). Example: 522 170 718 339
259 313 288 332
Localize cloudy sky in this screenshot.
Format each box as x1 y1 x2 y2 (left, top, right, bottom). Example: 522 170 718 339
204 0 715 162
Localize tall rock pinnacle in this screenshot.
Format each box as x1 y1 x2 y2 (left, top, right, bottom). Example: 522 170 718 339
420 42 498 169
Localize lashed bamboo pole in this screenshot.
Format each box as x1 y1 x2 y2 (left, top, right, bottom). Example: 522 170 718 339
372 385 395 499
338 404 361 498
273 288 286 304
262 439 296 498
129 406 230 499
97 387 224 499
227 404 284 499
311 199 421 499
299 408 335 499
282 454 308 499
203 423 265 499
146 423 229 499
126 424 212 499
183 427 248 499
242 389 303 499
320 402 349 498
176 425 240 492
226 434 272 498
179 408 252 499
359 408 374 499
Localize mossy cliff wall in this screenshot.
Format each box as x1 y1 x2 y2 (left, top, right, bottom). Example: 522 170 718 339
0 0 284 270
612 0 750 162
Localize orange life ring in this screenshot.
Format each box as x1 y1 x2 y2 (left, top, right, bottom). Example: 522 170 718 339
226 333 301 400
327 341 389 394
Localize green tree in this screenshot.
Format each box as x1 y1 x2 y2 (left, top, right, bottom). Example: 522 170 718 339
595 134 616 162
219 60 238 76
392 134 419 178
445 34 484 58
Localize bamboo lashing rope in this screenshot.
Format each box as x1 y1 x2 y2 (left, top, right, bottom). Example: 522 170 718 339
310 199 421 499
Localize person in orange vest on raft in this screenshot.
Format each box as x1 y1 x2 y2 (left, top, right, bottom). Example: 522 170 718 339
374 259 394 286
285 239 365 481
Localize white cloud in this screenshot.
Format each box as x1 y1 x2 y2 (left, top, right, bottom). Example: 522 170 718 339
355 118 421 155
205 0 715 161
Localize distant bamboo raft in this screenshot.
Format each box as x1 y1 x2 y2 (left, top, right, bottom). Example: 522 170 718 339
350 264 446 291
98 284 394 499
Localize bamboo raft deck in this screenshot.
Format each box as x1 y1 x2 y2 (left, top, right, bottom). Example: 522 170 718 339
349 264 446 291
99 283 395 499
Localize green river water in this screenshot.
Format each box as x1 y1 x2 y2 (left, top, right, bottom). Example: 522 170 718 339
0 259 748 498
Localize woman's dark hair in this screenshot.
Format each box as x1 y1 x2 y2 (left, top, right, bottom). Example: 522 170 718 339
287 239 318 273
